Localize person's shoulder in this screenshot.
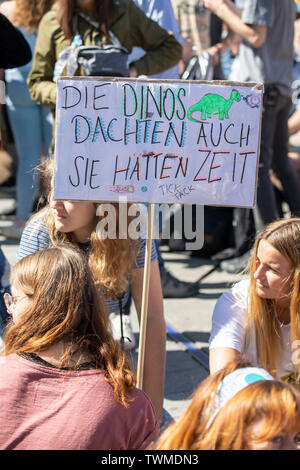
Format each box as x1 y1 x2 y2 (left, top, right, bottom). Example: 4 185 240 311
127 387 159 447
231 278 250 297
219 278 249 297
130 386 156 408
212 279 249 330
0 354 21 372
216 279 249 309
17 209 50 261
38 5 60 31
242 0 274 24
25 209 49 232
127 387 158 426
23 213 50 243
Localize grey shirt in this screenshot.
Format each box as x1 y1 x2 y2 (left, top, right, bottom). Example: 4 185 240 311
237 0 295 95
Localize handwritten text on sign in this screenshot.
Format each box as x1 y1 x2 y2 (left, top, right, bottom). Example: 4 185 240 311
54 77 263 206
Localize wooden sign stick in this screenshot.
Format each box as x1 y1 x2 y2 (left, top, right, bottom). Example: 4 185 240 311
136 202 155 389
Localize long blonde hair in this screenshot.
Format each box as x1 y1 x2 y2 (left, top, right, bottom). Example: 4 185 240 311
45 203 140 299
245 218 300 378
36 157 140 299
14 0 53 32
4 244 136 406
155 360 300 450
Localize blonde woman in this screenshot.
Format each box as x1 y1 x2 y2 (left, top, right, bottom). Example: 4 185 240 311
209 218 300 383
1 245 158 450
155 360 300 450
0 0 53 239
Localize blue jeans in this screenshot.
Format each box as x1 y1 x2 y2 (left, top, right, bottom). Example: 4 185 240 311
6 80 53 221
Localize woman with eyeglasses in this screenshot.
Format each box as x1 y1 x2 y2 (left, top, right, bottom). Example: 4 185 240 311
0 244 158 450
17 157 165 426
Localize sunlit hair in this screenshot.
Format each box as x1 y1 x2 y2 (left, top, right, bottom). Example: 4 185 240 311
34 158 140 299
56 0 117 40
14 0 53 32
4 244 136 406
154 360 300 450
47 204 139 298
245 218 300 379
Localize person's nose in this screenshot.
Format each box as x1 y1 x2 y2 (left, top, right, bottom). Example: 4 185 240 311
254 262 266 281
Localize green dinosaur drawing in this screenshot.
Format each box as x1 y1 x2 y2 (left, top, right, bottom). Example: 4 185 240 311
188 89 241 122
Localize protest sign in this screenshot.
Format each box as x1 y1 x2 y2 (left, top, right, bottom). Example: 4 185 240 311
54 76 263 391
54 77 263 208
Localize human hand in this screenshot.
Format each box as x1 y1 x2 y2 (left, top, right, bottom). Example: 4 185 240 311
204 0 225 15
207 45 220 67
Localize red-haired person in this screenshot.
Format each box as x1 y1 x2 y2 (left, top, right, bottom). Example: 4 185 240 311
1 245 158 450
17 159 165 424
155 361 300 450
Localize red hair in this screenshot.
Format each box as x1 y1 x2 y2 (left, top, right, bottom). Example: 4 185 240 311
155 361 300 450
5 244 136 407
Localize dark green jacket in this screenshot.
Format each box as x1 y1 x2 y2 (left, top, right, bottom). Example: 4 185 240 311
27 0 182 108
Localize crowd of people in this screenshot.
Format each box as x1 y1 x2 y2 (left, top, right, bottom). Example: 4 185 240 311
1 0 300 451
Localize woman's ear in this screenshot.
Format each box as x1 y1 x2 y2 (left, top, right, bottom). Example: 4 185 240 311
3 292 13 316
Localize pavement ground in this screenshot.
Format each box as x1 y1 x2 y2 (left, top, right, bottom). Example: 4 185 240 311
0 188 244 424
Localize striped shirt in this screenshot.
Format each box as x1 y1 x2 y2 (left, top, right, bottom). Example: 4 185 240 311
17 212 157 315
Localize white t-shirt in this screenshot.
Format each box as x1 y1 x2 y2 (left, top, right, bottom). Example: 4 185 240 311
209 279 293 380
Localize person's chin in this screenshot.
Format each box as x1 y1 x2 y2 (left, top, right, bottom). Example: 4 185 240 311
255 284 270 297
54 220 68 232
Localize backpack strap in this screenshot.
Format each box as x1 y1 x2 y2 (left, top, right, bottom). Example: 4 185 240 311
76 8 99 30
75 9 128 52
117 292 132 349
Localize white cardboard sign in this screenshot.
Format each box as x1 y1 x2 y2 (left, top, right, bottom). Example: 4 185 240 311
54 77 263 207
